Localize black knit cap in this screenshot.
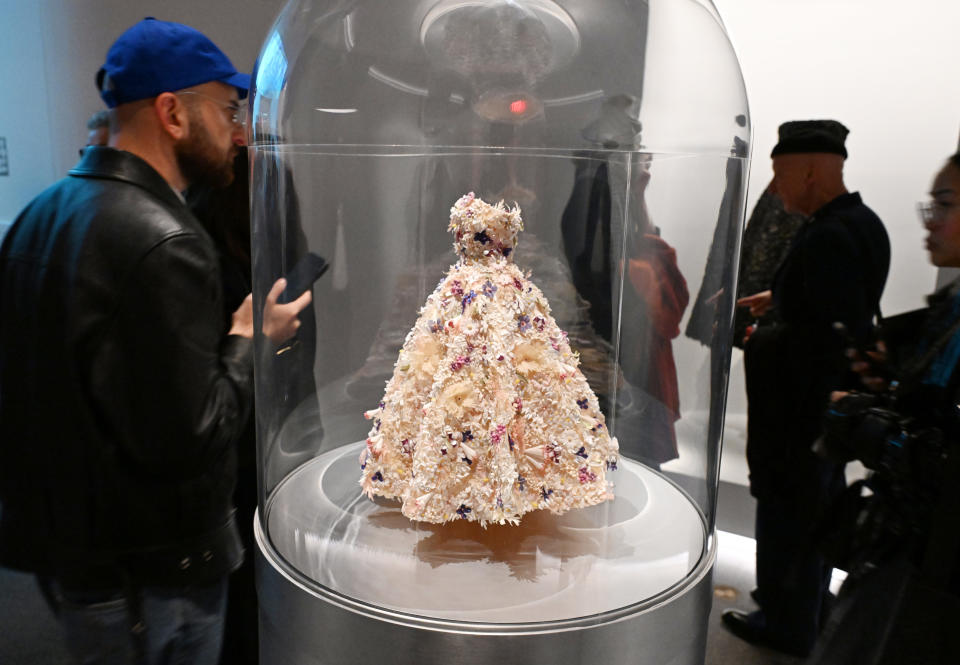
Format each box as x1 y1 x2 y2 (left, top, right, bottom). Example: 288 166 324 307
770 120 849 159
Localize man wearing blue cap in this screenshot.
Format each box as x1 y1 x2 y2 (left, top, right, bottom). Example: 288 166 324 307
0 18 307 665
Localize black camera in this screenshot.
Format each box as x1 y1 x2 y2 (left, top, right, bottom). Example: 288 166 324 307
820 393 908 469
821 391 945 477
818 390 949 553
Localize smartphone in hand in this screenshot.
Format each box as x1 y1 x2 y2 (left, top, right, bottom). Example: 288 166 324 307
279 253 329 303
832 321 878 359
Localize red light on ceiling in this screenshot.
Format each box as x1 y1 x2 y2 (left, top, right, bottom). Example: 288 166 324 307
509 99 528 115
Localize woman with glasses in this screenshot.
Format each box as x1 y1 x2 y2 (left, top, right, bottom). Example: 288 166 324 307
919 153 960 267
809 152 960 664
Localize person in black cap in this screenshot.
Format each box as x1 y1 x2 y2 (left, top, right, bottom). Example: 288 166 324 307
0 18 309 665
721 120 891 656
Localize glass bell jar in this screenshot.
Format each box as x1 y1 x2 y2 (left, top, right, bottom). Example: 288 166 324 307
249 1 749 663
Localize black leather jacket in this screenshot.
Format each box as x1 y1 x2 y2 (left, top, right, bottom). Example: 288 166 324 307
0 147 253 589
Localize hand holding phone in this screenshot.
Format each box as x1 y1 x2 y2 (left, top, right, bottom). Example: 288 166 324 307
279 253 329 304
263 253 329 343
833 321 888 392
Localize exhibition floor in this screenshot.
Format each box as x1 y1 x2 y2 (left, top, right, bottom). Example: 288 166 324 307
0 359 811 663
0 483 808 665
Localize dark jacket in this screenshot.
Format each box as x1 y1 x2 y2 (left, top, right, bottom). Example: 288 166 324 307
0 147 253 589
773 192 889 342
686 136 748 348
744 192 890 498
732 187 807 347
809 281 960 665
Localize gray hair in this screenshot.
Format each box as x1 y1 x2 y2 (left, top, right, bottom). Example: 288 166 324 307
86 110 110 131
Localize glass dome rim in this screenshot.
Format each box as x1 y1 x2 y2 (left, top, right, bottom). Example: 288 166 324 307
246 142 750 159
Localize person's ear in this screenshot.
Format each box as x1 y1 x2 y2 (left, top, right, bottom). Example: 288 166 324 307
154 92 189 141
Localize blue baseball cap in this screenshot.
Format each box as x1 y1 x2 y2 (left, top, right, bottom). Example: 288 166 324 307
97 18 250 108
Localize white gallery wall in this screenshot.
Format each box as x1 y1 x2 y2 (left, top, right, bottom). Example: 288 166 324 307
0 3 56 227
713 0 960 315
0 0 286 228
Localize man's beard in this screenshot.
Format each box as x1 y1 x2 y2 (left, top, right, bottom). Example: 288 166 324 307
176 111 235 189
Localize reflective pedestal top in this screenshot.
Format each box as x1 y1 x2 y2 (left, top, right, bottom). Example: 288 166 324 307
266 442 705 623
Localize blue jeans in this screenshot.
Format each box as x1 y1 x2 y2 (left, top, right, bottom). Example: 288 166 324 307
47 577 228 665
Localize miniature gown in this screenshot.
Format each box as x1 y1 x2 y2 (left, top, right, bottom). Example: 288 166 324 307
361 193 619 525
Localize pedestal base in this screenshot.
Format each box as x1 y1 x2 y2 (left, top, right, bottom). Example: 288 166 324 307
256 443 715 665
257 526 713 665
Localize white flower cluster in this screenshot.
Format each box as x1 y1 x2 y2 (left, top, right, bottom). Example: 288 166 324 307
448 191 523 260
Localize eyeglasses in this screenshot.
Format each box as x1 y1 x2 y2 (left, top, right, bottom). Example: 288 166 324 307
917 200 958 225
177 91 246 127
